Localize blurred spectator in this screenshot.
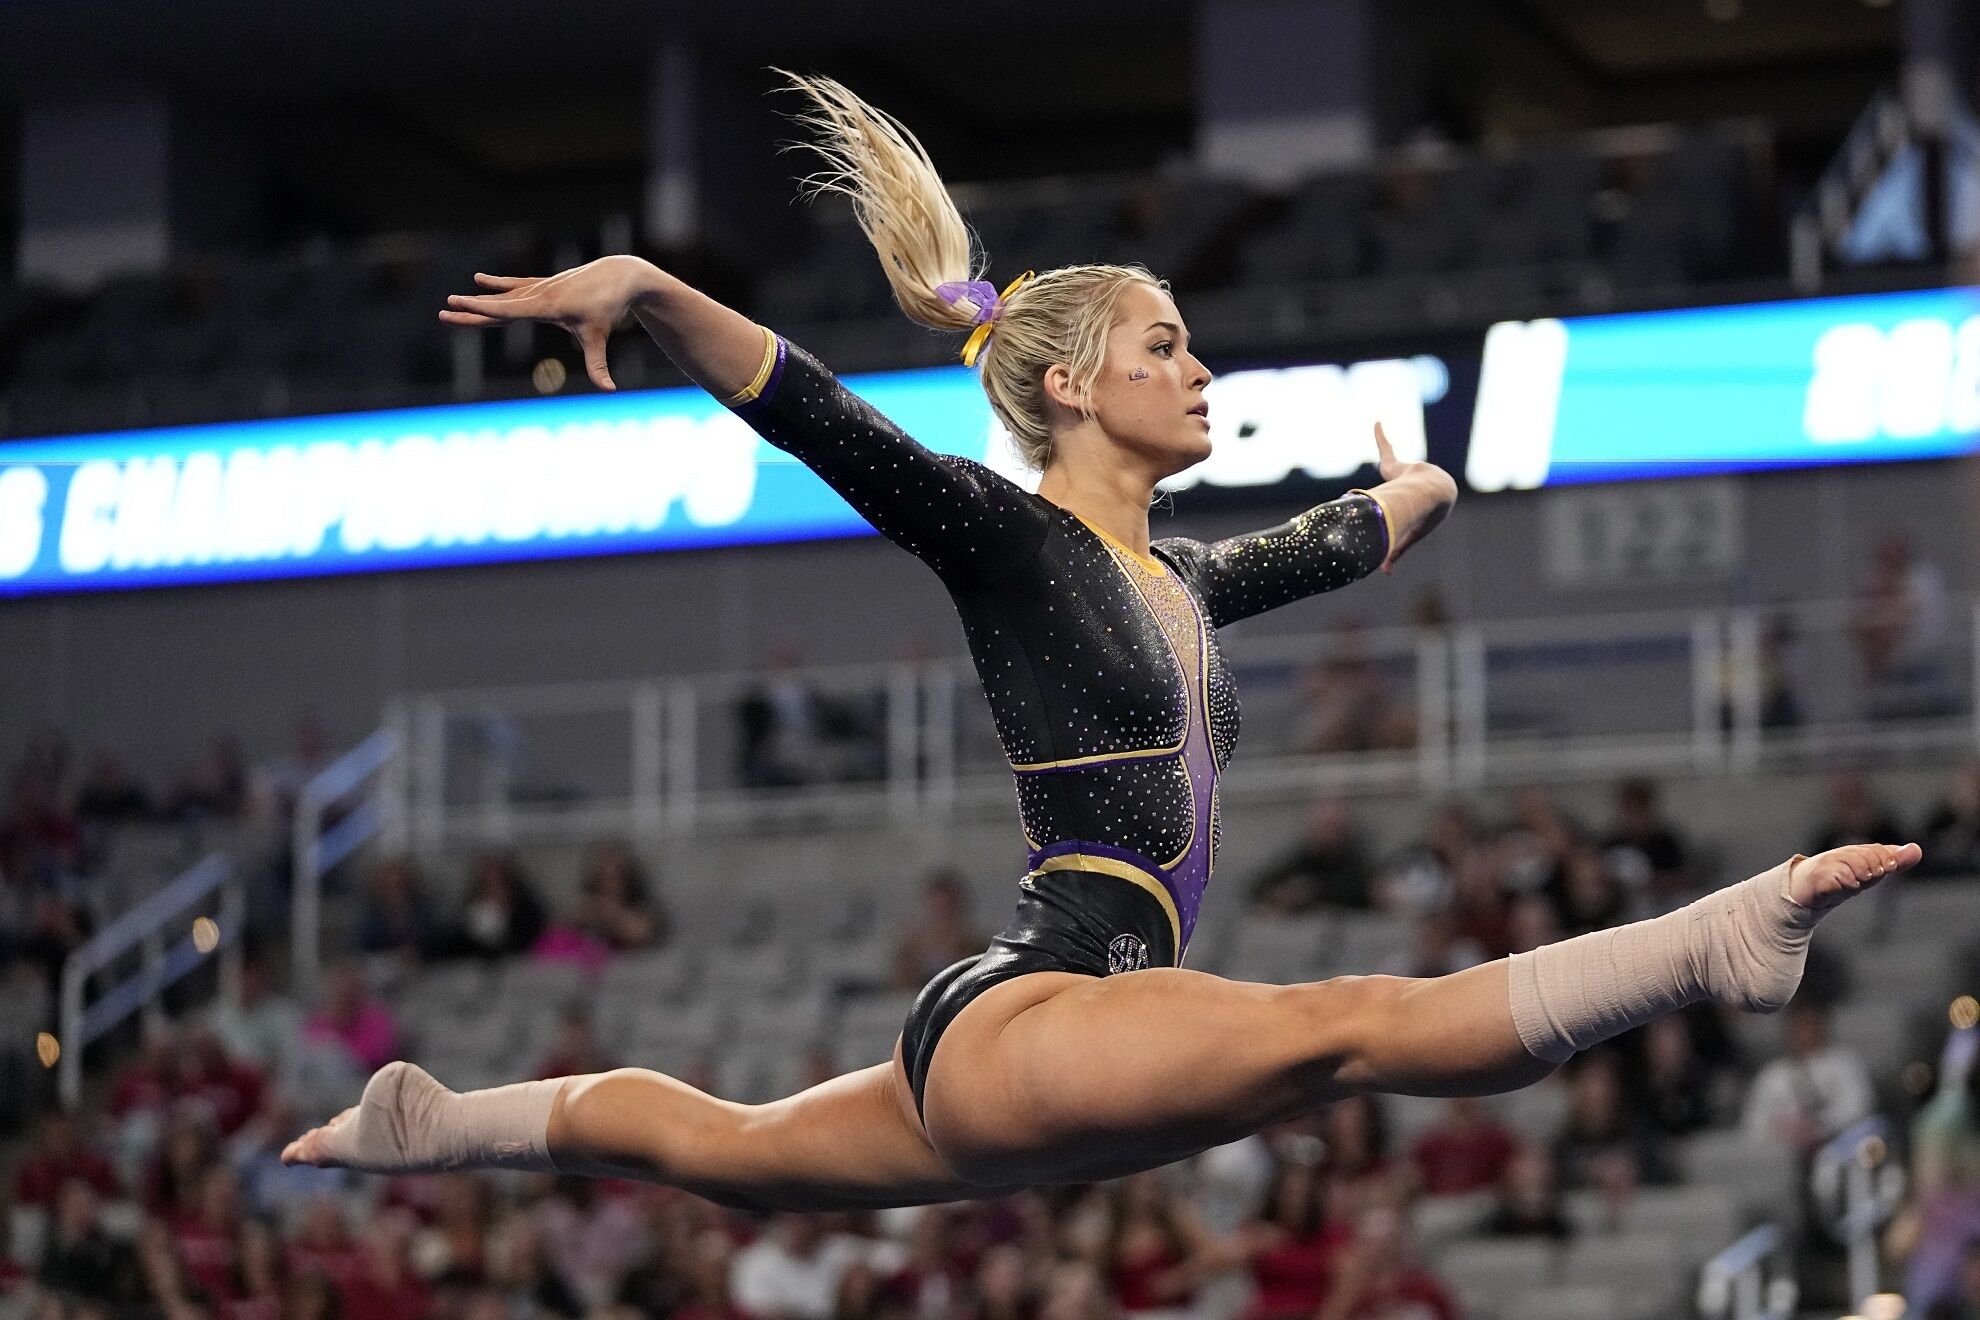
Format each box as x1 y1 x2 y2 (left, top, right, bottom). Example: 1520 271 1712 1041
110 1031 179 1128
303 961 400 1075
737 644 830 789
203 953 302 1088
1505 892 1563 954
533 1177 650 1311
225 1093 348 1220
283 1273 342 1320
1036 1260 1113 1320
1247 797 1374 914
1380 912 1483 979
1312 1204 1457 1320
340 1208 434 1320
1855 533 1956 718
13 892 92 1000
1921 764 1980 878
534 1004 621 1079
1718 613 1804 733
1297 625 1414 755
1375 801 1474 916
487 1208 584 1317
1924 1239 1980 1320
1623 1014 1718 1137
1809 769 1906 854
169 1027 268 1138
73 751 153 826
35 1179 144 1311
967 1242 1036 1320
1900 1055 1980 1317
13 1110 121 1210
730 1212 873 1320
414 1173 493 1286
144 1104 222 1219
1097 1173 1211 1320
1551 1049 1672 1191
1740 1002 1874 1152
1316 1096 1393 1198
223 1218 287 1320
1409 1096 1519 1197
0 767 81 888
1554 848 1629 936
440 854 548 961
1447 848 1512 961
1601 778 1695 902
1482 1145 1574 1241
1503 786 1579 903
354 858 441 963
169 1164 248 1303
251 713 333 823
893 872 985 993
0 1206 28 1303
1224 1159 1350 1320
284 1194 368 1297
534 842 668 970
168 737 250 822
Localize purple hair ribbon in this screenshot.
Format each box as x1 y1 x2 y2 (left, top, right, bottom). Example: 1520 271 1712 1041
936 279 1004 324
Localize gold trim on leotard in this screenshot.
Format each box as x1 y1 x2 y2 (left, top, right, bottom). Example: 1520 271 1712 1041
723 325 781 406
1027 853 1182 953
1074 514 1169 576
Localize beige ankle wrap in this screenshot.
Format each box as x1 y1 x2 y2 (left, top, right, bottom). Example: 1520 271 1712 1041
316 1061 565 1174
1506 858 1819 1064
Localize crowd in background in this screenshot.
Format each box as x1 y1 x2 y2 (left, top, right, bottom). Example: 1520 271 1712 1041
3 731 1980 1319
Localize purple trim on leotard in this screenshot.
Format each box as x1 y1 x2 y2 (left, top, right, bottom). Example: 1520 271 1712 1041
1023 596 1218 954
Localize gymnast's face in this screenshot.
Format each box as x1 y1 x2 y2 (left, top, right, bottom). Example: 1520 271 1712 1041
1084 283 1214 479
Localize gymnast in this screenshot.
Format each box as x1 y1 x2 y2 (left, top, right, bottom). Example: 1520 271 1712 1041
283 75 1921 1207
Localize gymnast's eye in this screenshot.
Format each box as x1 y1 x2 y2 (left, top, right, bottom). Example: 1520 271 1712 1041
1151 341 1173 357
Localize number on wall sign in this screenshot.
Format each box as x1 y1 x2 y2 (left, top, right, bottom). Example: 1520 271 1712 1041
1541 479 1742 588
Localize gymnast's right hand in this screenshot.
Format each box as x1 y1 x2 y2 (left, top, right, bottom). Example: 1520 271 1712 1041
439 254 660 391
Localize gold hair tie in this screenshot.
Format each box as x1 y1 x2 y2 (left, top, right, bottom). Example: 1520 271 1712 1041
953 270 1034 368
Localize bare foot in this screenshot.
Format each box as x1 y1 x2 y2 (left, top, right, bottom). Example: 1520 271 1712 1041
1785 842 1922 912
281 1105 357 1167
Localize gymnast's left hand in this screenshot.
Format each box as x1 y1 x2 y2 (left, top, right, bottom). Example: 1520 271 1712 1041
1369 422 1458 572
439 254 663 390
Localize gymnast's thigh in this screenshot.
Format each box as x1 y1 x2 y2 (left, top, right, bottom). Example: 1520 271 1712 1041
919 967 1376 1186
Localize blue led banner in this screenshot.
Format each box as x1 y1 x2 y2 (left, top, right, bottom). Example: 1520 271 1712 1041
3 285 1975 595
1467 285 1980 490
0 350 1445 597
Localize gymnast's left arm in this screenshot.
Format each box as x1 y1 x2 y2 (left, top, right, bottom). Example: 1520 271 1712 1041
1158 423 1457 627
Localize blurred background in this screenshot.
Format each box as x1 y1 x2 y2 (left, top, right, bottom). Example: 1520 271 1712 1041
2 1 1979 1319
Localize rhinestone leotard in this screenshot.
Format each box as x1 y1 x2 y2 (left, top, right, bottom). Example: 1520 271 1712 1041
727 332 1390 964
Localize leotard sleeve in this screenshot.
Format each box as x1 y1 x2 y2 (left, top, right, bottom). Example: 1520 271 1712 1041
725 328 1052 586
1154 493 1389 627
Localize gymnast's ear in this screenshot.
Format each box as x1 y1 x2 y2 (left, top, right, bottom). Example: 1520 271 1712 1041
1041 363 1084 414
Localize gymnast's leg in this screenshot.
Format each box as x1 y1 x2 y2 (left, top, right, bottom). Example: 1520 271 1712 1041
282 1044 1004 1212
920 842 1919 1186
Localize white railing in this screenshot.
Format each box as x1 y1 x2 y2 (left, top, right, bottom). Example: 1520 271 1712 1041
291 724 405 998
391 596 1979 848
58 852 243 1107
1813 1115 1908 1314
1696 1224 1797 1320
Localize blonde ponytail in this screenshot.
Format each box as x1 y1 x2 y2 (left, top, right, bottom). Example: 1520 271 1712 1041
777 72 1167 472
777 71 982 333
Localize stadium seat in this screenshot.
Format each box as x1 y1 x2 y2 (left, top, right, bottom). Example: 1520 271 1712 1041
1431 1239 1563 1315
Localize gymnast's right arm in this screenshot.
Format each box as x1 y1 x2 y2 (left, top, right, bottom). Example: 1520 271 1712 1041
442 255 1050 585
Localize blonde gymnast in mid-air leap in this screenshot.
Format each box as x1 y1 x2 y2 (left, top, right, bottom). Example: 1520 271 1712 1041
284 74 1921 1207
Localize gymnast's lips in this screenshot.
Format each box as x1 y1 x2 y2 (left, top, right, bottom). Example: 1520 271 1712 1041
1187 401 1209 420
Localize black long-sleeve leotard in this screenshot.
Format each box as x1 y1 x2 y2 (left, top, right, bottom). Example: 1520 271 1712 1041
727 329 1388 966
